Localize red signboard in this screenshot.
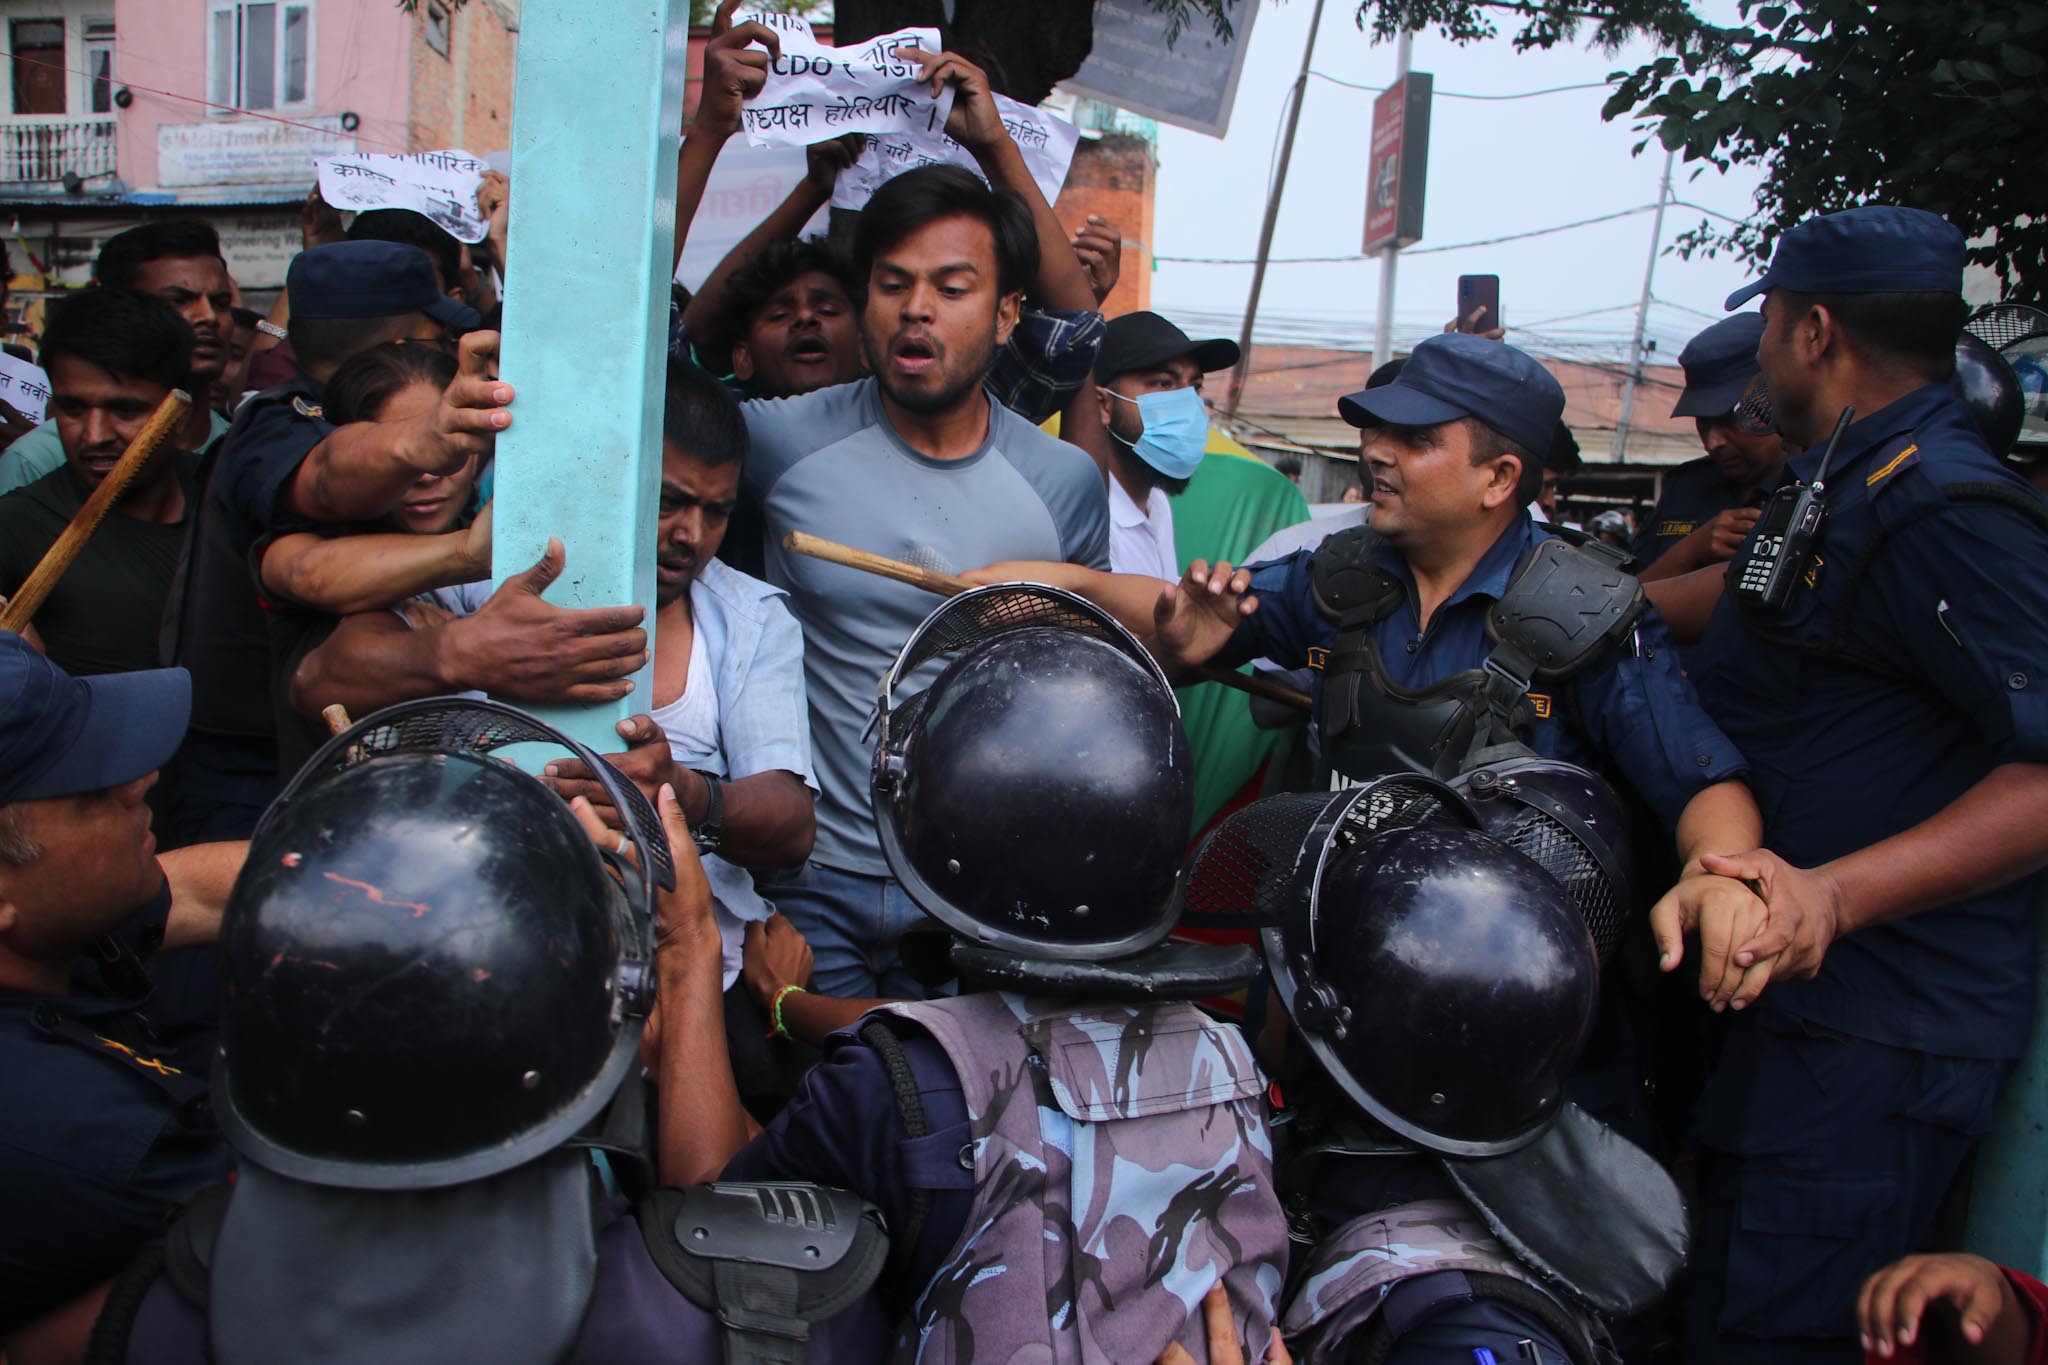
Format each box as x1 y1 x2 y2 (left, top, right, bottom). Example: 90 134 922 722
1363 72 1432 253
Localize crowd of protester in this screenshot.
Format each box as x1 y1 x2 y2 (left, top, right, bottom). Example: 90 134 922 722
4 7 2048 1363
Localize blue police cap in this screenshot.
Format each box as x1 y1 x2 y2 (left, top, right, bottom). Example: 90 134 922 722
1724 206 1966 311
1672 313 1767 419
287 240 481 331
0 634 189 806
1338 332 1565 458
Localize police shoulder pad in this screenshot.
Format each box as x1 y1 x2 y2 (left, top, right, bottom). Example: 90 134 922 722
1310 524 1404 624
636 1181 890 1323
1489 538 1647 681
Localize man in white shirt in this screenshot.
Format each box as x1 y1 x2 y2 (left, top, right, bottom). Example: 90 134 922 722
1093 311 1239 580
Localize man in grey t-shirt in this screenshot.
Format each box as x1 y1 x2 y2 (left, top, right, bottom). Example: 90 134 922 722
733 54 1109 998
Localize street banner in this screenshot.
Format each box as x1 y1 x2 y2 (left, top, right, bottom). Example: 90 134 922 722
830 91 1078 211
0 351 50 423
734 11 955 150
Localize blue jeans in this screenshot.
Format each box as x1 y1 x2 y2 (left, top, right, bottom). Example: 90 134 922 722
773 861 939 1000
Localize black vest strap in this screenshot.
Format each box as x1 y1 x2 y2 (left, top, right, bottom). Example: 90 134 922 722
858 1016 932 1316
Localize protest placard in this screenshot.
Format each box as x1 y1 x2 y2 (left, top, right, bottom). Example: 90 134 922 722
829 91 1078 211
317 149 490 244
733 11 955 151
0 351 51 423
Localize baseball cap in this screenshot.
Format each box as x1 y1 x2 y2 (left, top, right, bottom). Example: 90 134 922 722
286 241 481 332
1338 332 1565 458
1672 314 1768 419
0 634 190 806
1096 311 1240 383
1724 206 1965 311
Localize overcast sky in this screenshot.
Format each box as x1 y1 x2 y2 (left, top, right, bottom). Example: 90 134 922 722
1145 0 1767 364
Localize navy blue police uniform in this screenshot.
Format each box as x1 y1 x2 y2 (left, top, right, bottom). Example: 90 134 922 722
0 889 228 1333
1632 312 1783 571
1212 332 1748 833
0 637 228 1335
1684 206 2048 1363
163 242 475 844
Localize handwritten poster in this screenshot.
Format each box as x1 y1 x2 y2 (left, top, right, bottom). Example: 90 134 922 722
733 11 954 150
317 149 490 243
0 351 51 423
829 92 1078 211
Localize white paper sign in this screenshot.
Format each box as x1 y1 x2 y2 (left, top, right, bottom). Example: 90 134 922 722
674 143 830 292
317 149 490 244
734 12 955 150
830 92 1079 211
0 351 51 423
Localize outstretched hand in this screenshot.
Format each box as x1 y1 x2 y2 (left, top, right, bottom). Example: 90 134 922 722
444 538 646 703
908 48 1006 154
1152 560 1259 674
417 330 513 475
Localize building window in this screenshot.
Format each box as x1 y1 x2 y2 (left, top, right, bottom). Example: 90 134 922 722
11 18 66 115
425 2 450 57
208 1 313 111
84 17 115 115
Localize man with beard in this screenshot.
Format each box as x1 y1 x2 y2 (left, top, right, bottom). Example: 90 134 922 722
714 50 1108 1000
0 290 201 678
1090 311 1239 579
0 223 234 494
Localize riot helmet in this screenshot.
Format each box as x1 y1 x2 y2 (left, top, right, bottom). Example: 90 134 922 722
1966 303 2048 464
1450 756 1635 965
1181 777 1599 1156
215 699 672 1190
1953 330 2025 458
872 584 1193 964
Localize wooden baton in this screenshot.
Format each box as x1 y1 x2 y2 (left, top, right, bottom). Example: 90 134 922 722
779 530 1313 712
0 388 193 636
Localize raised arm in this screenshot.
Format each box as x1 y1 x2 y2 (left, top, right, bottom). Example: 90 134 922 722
961 557 1260 678
258 505 490 616
681 137 861 347
913 50 1096 313
159 840 250 951
283 331 510 525
674 1 781 272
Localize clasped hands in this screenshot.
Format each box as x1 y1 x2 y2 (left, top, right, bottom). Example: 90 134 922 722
1650 848 1846 1012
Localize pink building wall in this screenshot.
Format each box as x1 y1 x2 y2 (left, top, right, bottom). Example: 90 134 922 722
110 0 413 194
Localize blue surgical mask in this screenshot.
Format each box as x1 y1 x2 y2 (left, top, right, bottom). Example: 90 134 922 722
1106 386 1210 480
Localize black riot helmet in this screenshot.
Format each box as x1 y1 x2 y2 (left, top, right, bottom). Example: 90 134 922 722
1954 329 2025 459
872 584 1202 969
1450 756 1634 965
1968 303 2048 465
216 700 673 1191
1181 777 1598 1156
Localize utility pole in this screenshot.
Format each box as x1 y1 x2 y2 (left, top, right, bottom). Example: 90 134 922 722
1369 28 1412 375
1224 0 1327 417
1611 148 1675 462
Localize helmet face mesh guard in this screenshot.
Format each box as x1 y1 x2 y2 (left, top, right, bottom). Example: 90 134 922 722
872 584 1192 961
1184 776 1599 1156
216 698 671 1190
1450 757 1635 965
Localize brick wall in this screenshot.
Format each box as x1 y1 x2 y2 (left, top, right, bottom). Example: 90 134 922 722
1054 134 1154 316
407 0 519 154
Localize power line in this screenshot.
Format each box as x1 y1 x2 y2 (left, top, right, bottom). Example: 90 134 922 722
1157 204 1663 265
1309 70 1608 101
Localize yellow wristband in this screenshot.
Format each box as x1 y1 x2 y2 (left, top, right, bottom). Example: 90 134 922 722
770 983 807 1040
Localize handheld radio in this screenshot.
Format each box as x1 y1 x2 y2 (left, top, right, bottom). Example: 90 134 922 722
1731 406 1854 611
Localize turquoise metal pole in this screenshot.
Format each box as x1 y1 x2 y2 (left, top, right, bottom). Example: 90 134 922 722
1963 888 2048 1278
490 0 684 750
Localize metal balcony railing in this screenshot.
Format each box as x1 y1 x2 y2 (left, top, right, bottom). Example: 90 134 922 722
0 116 118 186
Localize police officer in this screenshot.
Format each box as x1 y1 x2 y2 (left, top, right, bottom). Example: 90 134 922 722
1633 314 1798 581
93 697 891 1364
162 240 508 844
976 332 1777 1010
0 634 240 1355
657 587 1291 1360
1668 206 2048 1363
1186 777 1685 1361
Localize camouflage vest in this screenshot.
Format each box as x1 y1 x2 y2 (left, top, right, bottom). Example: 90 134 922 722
1280 1198 1602 1364
878 991 1288 1363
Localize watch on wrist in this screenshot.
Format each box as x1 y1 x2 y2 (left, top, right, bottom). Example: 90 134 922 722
689 770 725 855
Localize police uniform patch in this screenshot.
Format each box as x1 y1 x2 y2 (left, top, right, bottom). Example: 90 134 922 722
94 1033 184 1077
1656 520 1699 538
291 396 325 420
1528 693 1553 720
1306 647 1329 671
1802 554 1823 591
1865 442 1918 492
